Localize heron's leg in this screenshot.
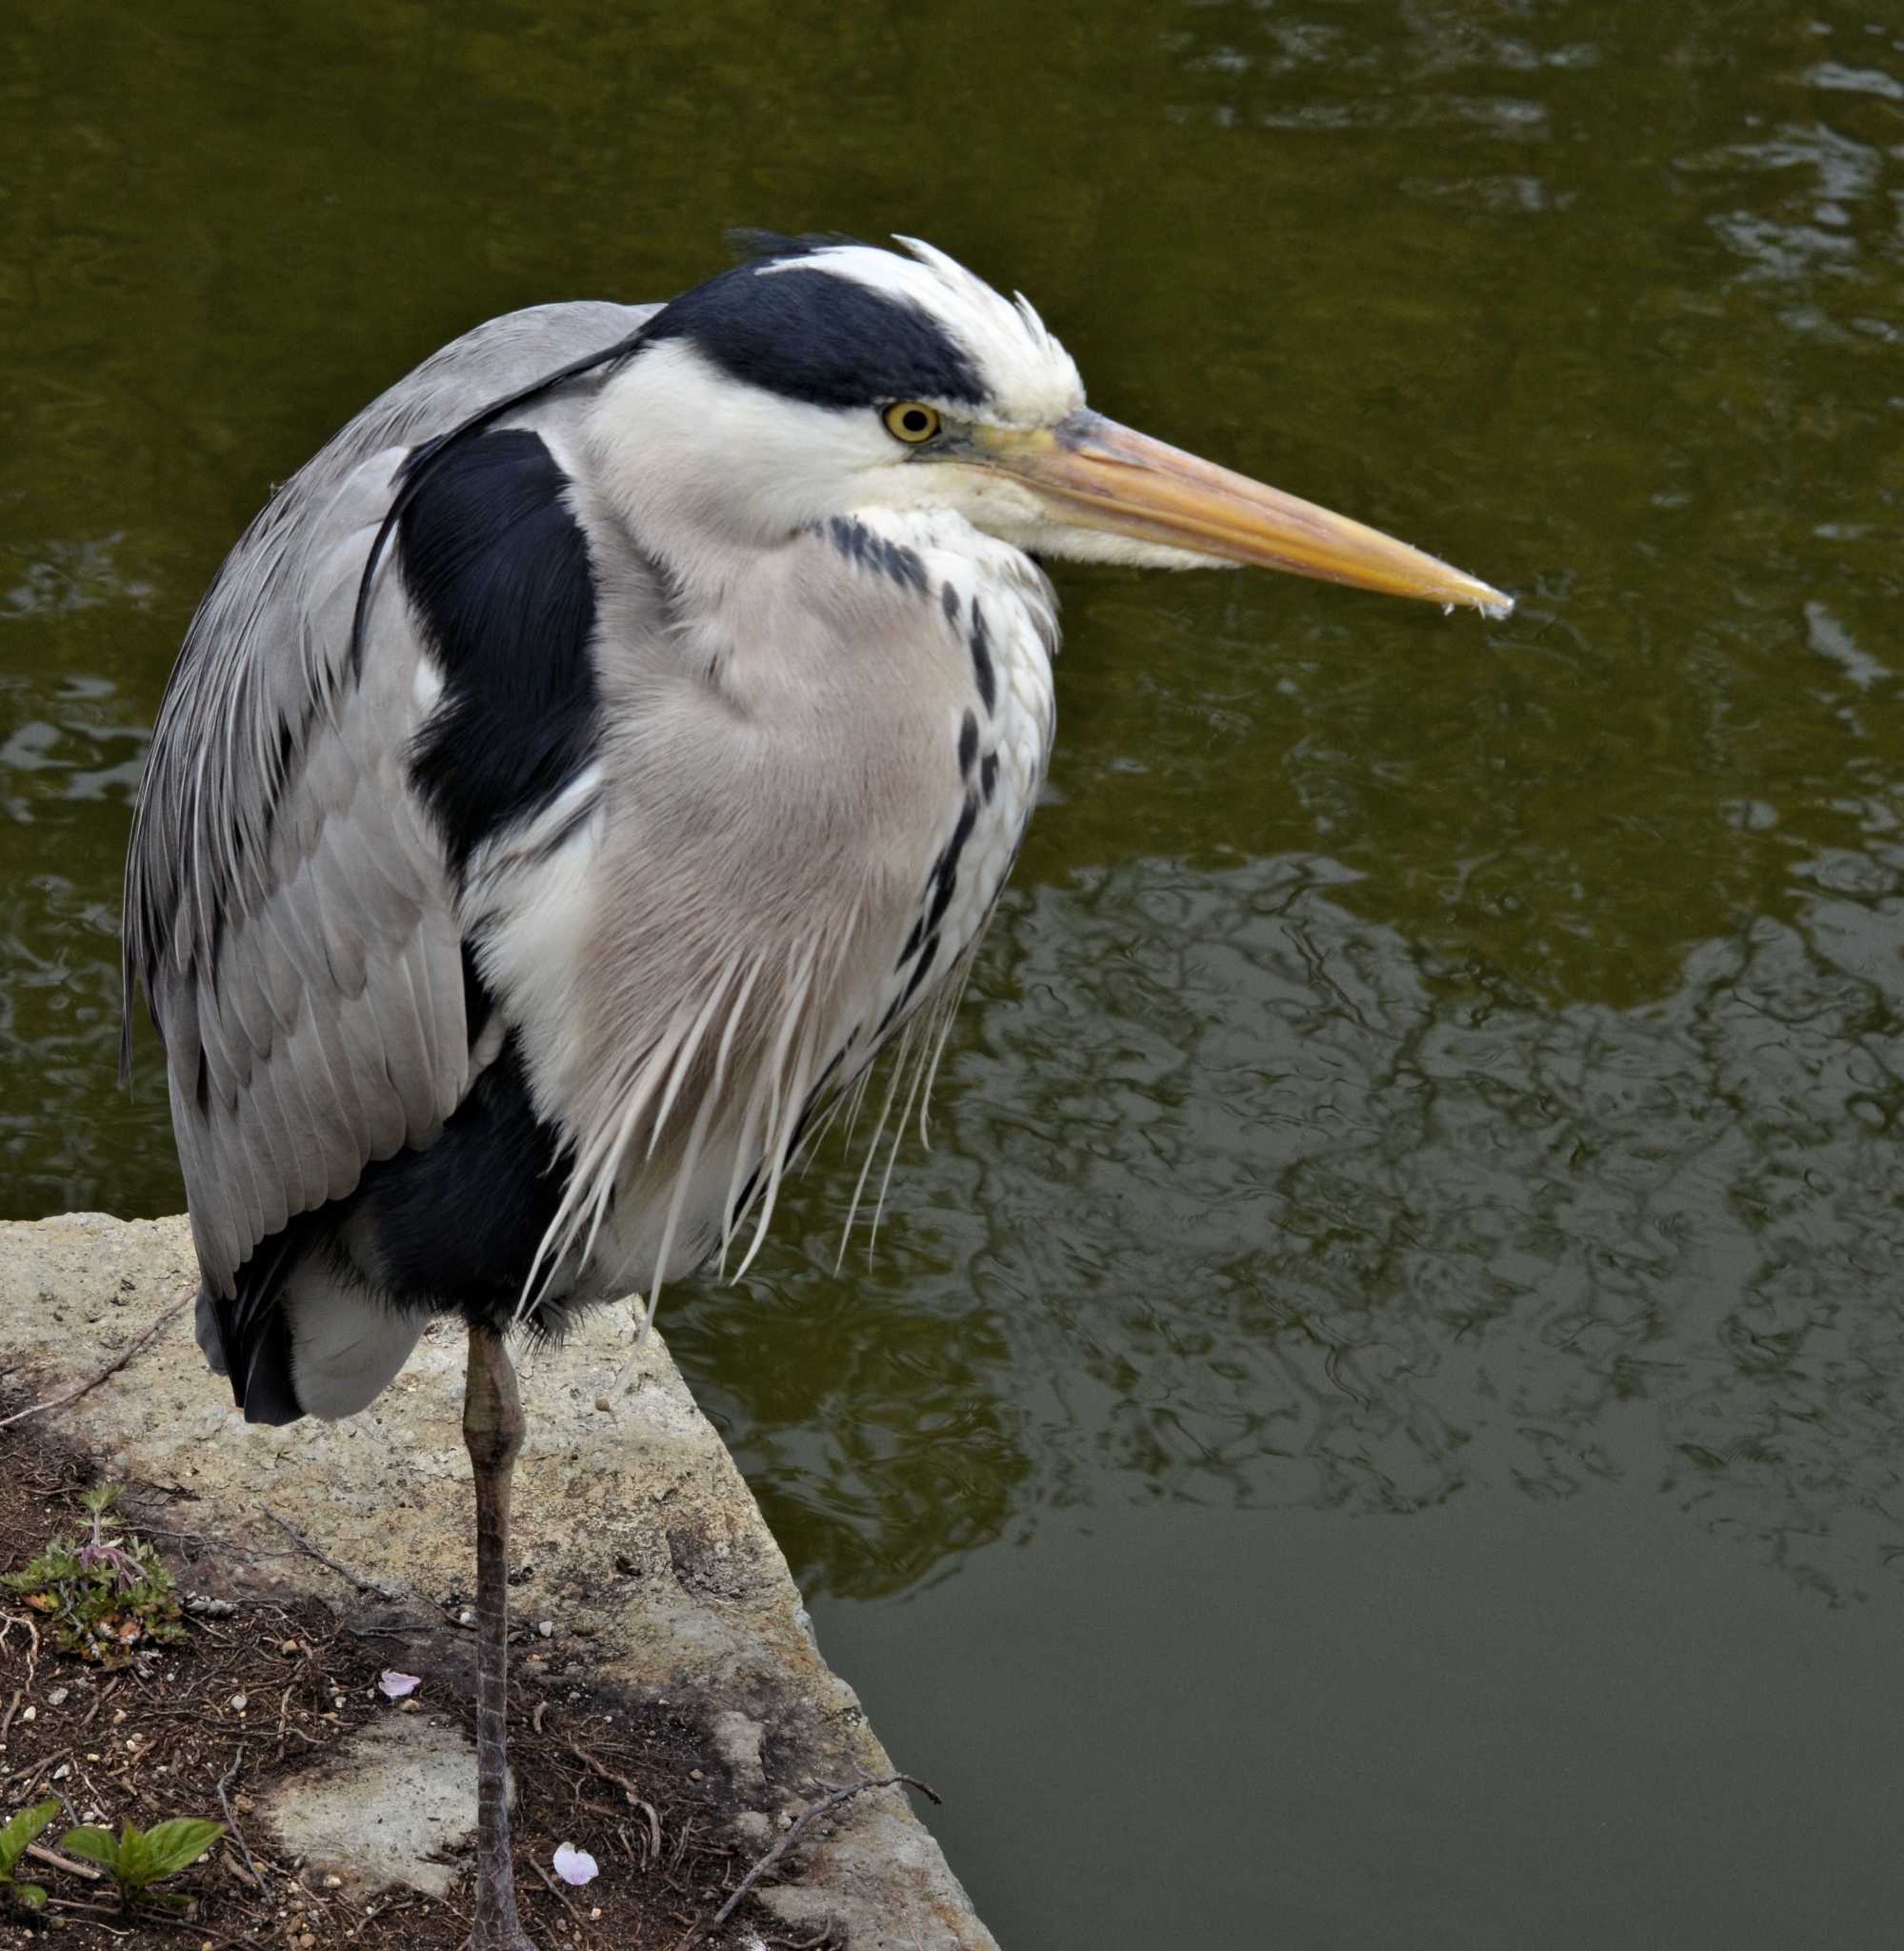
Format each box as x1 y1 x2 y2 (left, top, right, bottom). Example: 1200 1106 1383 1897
464 1325 536 1951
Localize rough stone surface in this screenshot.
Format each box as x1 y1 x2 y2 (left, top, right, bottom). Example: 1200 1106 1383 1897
263 1711 483 1897
0 1212 998 1950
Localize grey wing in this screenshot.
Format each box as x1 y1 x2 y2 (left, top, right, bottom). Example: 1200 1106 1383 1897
122 298 658 1297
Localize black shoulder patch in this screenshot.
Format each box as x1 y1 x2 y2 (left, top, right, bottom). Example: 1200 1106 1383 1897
642 261 985 412
400 429 600 875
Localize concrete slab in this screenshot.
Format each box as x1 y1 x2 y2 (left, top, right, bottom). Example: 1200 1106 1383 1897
262 1710 481 1898
0 1211 999 1950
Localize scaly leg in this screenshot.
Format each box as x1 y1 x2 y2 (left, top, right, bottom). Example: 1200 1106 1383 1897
465 1325 536 1951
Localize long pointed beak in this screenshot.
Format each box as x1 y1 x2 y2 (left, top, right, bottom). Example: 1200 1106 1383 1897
972 412 1513 616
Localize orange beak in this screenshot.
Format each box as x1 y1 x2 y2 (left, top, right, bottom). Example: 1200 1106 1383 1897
973 412 1513 616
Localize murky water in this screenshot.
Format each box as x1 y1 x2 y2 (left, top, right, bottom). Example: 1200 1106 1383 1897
6 1 1903 1943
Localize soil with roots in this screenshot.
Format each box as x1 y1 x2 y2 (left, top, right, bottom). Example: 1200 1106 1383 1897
0 1419 834 1951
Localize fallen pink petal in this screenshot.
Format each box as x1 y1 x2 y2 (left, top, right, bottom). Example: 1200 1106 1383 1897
552 1842 598 1886
377 1670 422 1700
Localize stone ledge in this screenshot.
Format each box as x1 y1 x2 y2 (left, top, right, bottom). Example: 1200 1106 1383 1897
0 1211 997 1951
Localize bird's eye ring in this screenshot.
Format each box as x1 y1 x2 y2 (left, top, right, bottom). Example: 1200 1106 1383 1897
882 402 941 444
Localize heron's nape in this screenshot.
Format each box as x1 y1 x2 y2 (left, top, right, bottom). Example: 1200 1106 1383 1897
123 233 1510 1945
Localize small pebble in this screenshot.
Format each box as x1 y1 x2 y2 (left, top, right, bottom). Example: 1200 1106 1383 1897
51 1764 70 1780
322 1874 343 1889
230 1693 249 1712
46 1687 69 1707
592 1397 611 1413
536 1619 554 1638
19 1707 34 1723
689 1767 704 1781
457 1608 475 1627
281 1639 300 1655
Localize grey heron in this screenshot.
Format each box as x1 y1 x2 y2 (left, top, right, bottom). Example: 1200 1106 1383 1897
122 233 1509 1948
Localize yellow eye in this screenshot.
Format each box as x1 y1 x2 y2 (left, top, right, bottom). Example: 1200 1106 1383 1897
882 402 941 444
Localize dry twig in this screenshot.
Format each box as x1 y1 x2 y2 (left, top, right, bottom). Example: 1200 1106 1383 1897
530 1855 587 1931
671 1774 938 1950
0 1608 42 1690
259 1506 397 1600
559 1730 665 1858
217 1741 268 1893
78 1675 121 1729
0 1292 191 1430
26 1838 104 1881
0 1741 70 1790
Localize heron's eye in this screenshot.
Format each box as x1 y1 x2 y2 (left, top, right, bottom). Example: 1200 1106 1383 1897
882 402 941 445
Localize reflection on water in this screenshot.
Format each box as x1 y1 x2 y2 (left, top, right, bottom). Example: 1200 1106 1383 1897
679 832 1904 1606
5 0 1904 1938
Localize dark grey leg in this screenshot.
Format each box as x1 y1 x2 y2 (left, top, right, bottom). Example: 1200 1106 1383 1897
464 1326 536 1951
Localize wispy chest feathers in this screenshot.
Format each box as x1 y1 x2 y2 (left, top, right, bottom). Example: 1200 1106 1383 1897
503 498 1058 1322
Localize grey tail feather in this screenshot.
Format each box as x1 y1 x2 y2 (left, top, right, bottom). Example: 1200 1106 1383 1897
193 1280 229 1377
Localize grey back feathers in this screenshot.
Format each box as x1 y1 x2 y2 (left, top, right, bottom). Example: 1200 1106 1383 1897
124 302 655 1409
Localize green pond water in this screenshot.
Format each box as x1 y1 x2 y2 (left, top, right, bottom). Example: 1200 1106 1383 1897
5 2 1903 1943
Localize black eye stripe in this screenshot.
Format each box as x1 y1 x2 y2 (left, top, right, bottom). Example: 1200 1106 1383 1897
641 264 986 411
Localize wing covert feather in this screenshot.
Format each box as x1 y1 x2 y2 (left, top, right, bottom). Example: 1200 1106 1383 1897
124 300 657 1297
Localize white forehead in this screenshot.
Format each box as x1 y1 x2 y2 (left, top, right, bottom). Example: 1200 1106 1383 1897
758 235 1086 428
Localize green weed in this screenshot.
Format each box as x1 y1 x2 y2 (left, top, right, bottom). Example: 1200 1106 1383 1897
2 1486 184 1665
0 1800 58 1912
57 1815 225 1908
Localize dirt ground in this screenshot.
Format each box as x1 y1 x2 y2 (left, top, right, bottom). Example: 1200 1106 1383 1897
0 1418 836 1951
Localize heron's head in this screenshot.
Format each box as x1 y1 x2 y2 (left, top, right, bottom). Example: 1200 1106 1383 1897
594 234 1509 614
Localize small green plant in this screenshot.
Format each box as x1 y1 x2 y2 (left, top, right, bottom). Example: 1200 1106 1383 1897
0 1800 59 1912
57 1817 224 1909
2 1486 183 1665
